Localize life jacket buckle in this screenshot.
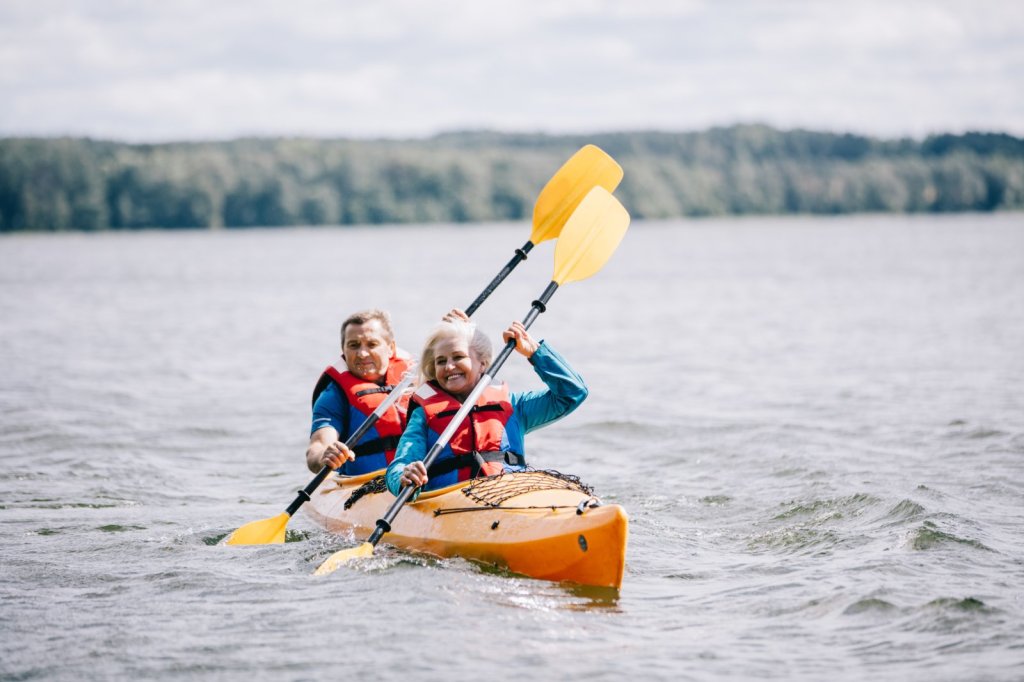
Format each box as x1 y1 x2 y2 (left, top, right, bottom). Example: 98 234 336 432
471 451 488 469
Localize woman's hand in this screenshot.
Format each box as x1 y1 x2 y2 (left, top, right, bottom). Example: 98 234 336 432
442 308 469 323
399 461 429 488
503 321 538 358
321 441 356 470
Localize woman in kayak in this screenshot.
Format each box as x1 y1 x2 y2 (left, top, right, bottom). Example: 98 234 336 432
306 309 414 476
384 311 588 495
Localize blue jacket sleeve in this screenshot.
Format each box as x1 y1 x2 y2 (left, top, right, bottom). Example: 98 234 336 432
386 407 429 496
512 341 588 433
310 383 347 438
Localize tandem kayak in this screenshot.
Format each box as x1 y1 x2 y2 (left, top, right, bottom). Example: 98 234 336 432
304 469 628 588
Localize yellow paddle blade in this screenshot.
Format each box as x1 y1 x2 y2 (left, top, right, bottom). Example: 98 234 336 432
552 187 631 286
223 512 290 546
531 145 623 245
313 542 375 576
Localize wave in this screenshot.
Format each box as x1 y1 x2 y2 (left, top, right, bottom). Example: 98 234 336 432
908 521 993 552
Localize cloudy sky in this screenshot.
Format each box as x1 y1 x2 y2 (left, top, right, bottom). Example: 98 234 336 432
2 0 1021 141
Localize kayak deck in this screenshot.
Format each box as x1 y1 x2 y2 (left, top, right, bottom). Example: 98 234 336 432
305 469 628 588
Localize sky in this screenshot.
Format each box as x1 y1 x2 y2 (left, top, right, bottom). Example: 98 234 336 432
1 0 1022 142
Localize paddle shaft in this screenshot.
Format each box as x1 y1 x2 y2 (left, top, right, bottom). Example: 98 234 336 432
367 281 561 545
464 241 535 316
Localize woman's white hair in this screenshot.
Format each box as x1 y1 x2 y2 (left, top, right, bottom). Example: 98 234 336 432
420 319 492 382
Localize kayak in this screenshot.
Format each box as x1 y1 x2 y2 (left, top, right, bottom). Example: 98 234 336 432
304 469 628 588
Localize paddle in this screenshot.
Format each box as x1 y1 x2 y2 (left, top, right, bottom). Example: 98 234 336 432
224 146 622 546
223 368 419 546
464 144 622 315
314 186 630 575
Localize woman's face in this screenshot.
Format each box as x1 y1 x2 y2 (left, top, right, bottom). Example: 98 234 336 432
432 335 485 401
343 319 395 382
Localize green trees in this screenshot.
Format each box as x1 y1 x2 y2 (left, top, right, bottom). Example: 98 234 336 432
1 127 1021 231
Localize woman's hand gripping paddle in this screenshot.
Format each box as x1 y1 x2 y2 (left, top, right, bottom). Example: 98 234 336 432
314 186 630 574
224 148 622 546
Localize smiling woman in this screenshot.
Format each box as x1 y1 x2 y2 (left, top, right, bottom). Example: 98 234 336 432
385 313 588 495
424 317 493 401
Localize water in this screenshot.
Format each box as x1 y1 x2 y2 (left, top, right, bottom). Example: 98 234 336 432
1 214 1023 681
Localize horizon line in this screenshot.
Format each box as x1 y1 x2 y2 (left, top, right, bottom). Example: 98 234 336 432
3 122 1021 146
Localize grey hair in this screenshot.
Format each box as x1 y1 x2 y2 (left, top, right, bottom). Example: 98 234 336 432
420 320 492 382
340 309 395 345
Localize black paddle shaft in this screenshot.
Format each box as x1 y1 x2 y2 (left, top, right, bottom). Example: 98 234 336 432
464 241 535 316
368 280 561 545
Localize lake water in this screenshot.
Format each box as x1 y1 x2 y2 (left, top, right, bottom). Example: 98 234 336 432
1 213 1023 681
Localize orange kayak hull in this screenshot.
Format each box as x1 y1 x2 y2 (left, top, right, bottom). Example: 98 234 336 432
305 471 628 588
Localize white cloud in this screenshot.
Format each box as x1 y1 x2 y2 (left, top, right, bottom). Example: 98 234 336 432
1 0 1021 140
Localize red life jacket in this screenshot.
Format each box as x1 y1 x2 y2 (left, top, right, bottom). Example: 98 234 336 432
411 380 524 489
312 351 413 474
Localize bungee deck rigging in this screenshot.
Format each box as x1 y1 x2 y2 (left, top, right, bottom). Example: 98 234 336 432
343 469 605 517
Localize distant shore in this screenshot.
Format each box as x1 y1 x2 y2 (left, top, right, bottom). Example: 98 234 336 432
2 126 1022 232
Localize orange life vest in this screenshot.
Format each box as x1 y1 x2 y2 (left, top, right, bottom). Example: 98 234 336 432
410 380 524 490
312 352 413 475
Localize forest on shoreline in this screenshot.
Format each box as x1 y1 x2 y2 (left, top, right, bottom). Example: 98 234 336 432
1 125 1022 232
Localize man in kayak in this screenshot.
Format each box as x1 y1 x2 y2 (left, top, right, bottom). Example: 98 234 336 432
306 309 414 476
385 311 588 494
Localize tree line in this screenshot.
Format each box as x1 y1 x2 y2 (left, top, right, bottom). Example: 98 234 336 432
1 126 1022 232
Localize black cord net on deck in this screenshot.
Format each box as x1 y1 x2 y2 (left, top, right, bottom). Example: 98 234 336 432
342 469 594 511
344 475 387 510
461 469 593 507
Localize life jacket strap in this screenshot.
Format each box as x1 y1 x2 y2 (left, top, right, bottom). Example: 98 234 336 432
435 404 505 419
351 435 402 458
354 384 396 398
427 450 524 478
